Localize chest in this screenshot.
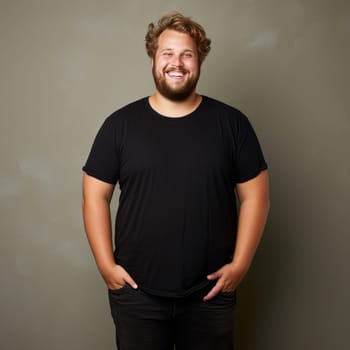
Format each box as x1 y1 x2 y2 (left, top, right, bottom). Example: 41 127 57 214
119 116 233 183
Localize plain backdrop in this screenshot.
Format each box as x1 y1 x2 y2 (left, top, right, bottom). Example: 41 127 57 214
1 0 349 349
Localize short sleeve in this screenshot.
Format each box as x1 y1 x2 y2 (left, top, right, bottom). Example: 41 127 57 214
233 114 267 183
82 115 120 184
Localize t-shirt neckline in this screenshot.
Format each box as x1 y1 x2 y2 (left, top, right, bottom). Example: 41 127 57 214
145 96 206 121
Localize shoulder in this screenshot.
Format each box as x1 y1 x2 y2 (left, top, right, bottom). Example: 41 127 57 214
103 97 149 125
202 96 249 125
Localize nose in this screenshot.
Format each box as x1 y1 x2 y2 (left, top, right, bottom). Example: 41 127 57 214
170 54 184 68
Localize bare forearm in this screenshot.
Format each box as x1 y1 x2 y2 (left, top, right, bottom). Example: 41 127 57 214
82 173 137 289
82 197 115 272
204 171 270 301
231 196 270 272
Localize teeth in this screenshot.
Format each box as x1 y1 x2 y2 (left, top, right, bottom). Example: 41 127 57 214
168 72 184 77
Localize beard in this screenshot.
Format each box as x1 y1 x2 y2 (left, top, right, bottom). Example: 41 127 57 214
152 65 200 102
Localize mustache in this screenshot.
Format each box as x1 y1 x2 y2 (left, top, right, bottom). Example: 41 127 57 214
164 66 189 74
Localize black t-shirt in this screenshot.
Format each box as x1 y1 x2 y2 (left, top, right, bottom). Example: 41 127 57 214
83 96 267 297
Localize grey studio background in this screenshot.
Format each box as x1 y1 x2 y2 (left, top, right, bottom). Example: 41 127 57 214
1 0 349 349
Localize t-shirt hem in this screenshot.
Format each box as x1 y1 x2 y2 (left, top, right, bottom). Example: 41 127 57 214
138 279 211 298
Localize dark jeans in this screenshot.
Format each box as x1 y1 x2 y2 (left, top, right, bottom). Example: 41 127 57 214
108 283 236 350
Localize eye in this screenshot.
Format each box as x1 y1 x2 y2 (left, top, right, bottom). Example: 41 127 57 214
183 52 193 58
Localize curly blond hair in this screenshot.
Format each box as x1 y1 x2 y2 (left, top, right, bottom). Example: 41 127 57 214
145 12 211 64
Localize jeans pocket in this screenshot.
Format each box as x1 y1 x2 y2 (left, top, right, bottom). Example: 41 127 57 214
108 284 130 295
216 289 237 305
219 289 236 296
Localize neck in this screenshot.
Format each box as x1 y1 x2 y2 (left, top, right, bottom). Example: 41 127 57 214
149 91 202 118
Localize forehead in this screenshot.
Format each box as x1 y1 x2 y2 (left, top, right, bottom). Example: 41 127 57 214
157 29 197 51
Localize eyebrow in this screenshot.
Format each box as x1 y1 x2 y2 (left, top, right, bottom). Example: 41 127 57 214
160 48 195 53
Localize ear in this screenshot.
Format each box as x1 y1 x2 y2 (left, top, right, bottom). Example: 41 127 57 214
151 58 154 68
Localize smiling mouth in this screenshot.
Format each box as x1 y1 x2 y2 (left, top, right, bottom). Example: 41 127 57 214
168 72 185 78
165 68 188 78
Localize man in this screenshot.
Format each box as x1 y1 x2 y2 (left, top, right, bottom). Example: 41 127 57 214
82 12 269 350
